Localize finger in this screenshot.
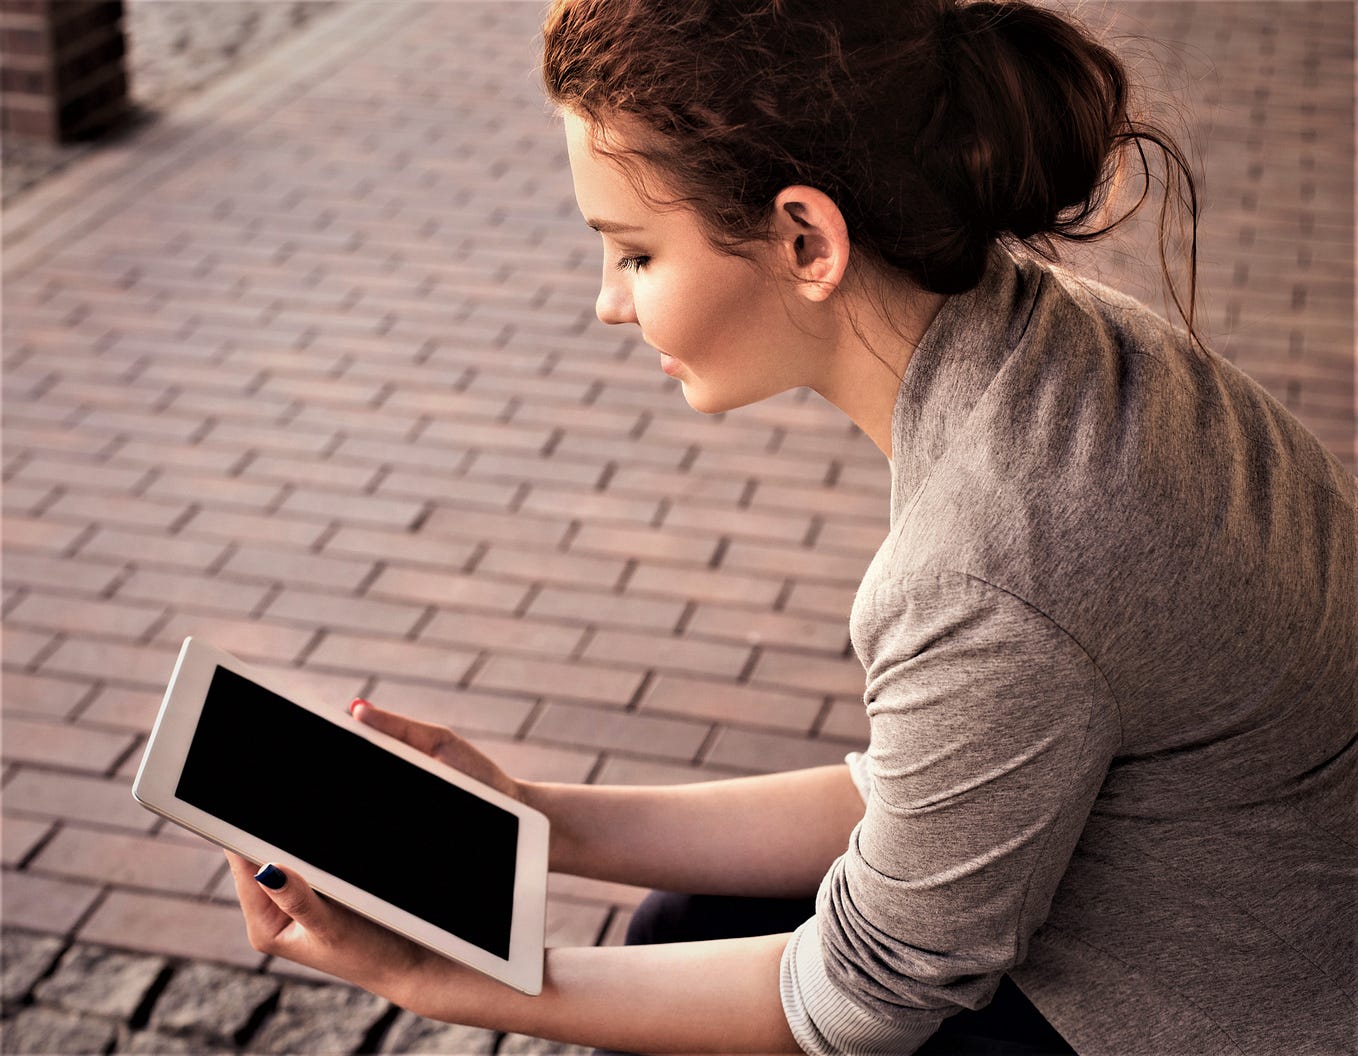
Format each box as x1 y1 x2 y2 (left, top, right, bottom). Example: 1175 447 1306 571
350 699 451 757
225 851 291 943
250 862 336 940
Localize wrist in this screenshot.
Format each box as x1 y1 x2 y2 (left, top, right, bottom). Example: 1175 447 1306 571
519 781 575 873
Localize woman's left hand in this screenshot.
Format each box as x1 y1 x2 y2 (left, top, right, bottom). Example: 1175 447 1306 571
225 851 436 1006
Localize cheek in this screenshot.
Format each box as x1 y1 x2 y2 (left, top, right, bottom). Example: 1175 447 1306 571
647 260 780 360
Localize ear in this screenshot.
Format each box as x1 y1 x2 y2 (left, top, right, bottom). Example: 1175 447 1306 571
770 186 850 303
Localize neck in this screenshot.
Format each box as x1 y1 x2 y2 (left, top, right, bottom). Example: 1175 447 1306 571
809 279 947 459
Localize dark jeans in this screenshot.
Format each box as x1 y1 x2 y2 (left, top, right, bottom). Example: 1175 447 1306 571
600 891 1076 1056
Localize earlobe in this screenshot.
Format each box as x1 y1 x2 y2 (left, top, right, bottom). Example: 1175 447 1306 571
773 186 850 303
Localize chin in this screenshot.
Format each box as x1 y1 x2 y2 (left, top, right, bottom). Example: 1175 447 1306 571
680 383 744 416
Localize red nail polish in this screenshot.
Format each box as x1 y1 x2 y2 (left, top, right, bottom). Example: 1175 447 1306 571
349 699 365 715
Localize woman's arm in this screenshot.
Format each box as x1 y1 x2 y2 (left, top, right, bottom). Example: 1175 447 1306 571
228 855 801 1054
355 700 865 898
525 766 866 897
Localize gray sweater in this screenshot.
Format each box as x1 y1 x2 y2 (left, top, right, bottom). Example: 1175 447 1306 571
778 247 1357 1055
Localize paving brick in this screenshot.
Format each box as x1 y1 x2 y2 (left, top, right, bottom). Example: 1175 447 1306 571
14 453 154 491
111 567 272 618
518 486 662 526
78 890 265 970
750 649 866 699
3 771 154 833
7 592 165 641
1 717 137 773
420 609 586 659
219 544 377 592
0 671 96 722
583 628 752 679
818 700 871 744
33 825 222 896
473 655 643 706
78 528 230 572
305 632 479 685
38 638 180 691
153 614 315 666
529 700 710 761
367 565 530 614
569 522 720 565
477 546 629 591
781 581 857 621
177 507 332 549
42 492 192 533
1 515 88 555
2 816 54 867
320 524 479 569
0 550 126 597
626 562 784 608
263 587 428 638
1 626 58 669
722 539 869 585
640 674 823 733
524 585 686 633
278 486 426 529
1 869 103 934
703 727 857 774
402 505 570 549
685 604 849 654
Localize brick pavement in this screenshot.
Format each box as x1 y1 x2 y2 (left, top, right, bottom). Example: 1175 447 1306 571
1 1 1353 1053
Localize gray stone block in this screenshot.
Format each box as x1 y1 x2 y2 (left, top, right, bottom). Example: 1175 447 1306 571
247 980 389 1054
0 1006 117 1055
378 1009 497 1054
495 1033 594 1056
148 960 279 1040
0 930 64 1006
116 1027 199 1054
33 944 168 1020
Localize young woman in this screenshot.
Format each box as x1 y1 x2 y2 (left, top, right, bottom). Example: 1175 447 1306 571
227 1 1357 1053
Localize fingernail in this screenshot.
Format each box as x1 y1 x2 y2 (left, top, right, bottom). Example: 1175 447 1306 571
254 864 286 890
349 698 369 716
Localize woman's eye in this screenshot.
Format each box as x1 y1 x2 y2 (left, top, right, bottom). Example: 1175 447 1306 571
615 255 650 272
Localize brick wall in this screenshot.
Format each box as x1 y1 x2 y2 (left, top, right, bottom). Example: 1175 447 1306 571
0 0 128 143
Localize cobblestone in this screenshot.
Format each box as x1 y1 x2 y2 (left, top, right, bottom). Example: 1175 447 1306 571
379 1009 499 1054
32 944 168 1021
147 960 279 1040
245 980 389 1054
0 931 64 1009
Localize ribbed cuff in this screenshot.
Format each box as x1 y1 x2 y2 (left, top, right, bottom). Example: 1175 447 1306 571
779 917 939 1056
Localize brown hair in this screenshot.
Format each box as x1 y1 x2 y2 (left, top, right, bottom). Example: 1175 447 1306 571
542 0 1200 346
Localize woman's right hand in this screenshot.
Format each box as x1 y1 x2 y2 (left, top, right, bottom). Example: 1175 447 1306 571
350 699 523 803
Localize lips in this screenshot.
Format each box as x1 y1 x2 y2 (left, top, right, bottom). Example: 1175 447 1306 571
659 351 681 377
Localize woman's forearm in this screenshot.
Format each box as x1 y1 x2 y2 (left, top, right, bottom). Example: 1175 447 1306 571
401 933 800 1054
522 764 865 897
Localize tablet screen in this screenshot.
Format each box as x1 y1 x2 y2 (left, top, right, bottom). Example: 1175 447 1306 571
176 667 518 959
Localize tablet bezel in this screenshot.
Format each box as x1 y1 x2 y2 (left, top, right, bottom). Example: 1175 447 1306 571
133 636 548 995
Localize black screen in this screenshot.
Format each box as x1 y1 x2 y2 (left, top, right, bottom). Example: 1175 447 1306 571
176 667 518 959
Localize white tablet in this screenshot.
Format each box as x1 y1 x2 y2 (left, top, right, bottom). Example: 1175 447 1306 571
133 637 548 995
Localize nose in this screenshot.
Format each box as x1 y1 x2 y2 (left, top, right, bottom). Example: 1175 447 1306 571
595 267 637 327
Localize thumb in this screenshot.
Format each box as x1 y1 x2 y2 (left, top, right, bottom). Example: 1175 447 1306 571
253 863 335 939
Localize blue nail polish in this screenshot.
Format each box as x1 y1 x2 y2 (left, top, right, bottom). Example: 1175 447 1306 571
255 864 286 890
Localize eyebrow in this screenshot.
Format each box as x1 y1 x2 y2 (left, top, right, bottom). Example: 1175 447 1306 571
586 219 644 234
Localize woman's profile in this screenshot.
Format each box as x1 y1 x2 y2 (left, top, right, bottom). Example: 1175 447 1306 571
226 1 1357 1053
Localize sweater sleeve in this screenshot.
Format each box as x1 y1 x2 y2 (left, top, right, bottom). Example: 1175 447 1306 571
780 572 1120 1054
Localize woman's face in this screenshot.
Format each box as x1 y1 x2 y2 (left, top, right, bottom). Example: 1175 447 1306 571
564 112 813 414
